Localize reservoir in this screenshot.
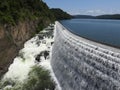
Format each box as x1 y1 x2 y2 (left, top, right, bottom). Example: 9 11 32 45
60 19 120 48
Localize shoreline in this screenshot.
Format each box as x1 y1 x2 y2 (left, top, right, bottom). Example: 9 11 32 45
59 20 120 50
58 21 120 53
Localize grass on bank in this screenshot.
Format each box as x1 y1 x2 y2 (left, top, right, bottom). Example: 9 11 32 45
0 66 55 90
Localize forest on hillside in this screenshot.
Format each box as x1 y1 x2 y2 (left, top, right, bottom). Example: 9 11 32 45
73 14 120 20
0 0 71 25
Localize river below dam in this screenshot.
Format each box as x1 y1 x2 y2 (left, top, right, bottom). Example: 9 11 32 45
0 25 61 90
60 19 120 48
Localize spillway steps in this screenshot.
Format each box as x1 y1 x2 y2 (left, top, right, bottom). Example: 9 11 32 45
51 21 120 90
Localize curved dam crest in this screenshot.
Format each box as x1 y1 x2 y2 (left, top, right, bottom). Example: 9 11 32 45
51 21 120 90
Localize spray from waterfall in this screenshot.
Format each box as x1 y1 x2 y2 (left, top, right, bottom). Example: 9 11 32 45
0 24 61 90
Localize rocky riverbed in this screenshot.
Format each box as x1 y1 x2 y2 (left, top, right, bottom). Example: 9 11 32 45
0 24 61 90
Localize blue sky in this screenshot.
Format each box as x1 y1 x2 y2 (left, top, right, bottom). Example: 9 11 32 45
44 0 120 16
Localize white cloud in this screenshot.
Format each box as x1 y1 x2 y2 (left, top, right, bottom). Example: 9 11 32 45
70 9 120 16
86 9 106 15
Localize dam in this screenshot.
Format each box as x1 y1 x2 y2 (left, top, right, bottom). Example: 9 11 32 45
51 21 120 90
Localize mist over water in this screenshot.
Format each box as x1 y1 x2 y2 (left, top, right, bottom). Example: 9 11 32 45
0 26 61 90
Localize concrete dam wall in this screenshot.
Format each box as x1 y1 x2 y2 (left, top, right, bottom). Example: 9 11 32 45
51 22 120 90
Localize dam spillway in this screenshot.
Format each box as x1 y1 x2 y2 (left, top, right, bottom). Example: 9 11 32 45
51 21 120 90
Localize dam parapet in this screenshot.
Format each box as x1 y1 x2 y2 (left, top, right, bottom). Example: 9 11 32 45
51 21 120 90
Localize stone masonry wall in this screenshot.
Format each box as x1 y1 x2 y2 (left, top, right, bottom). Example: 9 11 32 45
51 22 120 90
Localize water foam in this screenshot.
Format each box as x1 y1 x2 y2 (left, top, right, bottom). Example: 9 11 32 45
0 25 61 90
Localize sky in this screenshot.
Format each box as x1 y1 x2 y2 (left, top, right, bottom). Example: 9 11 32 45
44 0 120 16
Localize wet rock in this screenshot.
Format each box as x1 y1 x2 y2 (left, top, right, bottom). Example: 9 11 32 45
35 50 50 62
0 20 39 78
42 40 46 44
38 35 44 40
35 54 42 62
36 41 41 46
43 50 50 60
51 42 54 45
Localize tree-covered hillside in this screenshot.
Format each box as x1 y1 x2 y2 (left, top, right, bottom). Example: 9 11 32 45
72 14 120 20
51 8 72 20
0 0 72 25
73 15 95 19
0 0 55 25
96 14 120 19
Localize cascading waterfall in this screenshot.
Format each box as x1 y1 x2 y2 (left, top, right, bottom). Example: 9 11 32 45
51 21 120 90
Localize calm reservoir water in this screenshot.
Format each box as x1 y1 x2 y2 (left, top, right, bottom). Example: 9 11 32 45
60 19 120 48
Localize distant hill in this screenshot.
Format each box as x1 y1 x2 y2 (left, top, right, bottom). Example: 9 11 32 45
96 14 120 19
72 14 120 20
73 15 95 19
51 8 72 20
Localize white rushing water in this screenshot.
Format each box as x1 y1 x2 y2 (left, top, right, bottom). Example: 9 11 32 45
51 21 120 90
0 25 61 90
